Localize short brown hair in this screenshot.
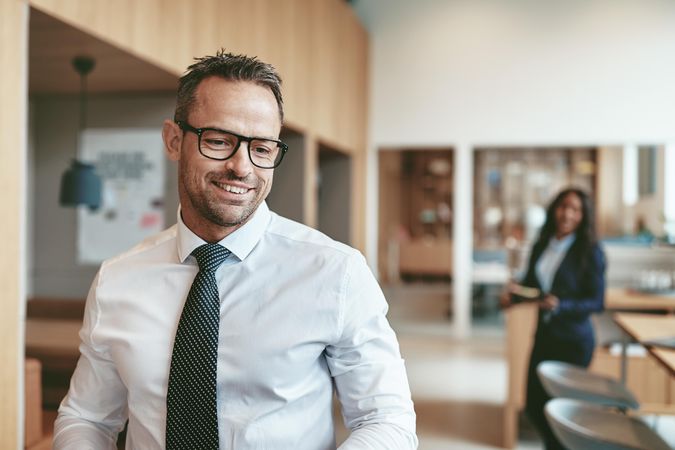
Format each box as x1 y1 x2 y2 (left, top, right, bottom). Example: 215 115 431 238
174 49 284 123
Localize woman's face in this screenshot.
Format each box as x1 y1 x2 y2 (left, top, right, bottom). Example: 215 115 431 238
554 192 583 238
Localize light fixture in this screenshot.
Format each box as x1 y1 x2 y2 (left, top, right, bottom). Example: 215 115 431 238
59 56 102 210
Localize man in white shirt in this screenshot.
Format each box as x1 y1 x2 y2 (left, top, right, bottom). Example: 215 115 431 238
54 50 417 449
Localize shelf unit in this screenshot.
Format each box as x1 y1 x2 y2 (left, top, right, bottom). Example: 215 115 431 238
378 148 454 281
474 147 597 249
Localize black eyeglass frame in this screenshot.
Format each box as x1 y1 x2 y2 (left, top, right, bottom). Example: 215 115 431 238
175 120 288 169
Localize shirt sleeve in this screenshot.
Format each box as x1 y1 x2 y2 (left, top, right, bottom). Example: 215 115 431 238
53 271 129 450
325 253 418 450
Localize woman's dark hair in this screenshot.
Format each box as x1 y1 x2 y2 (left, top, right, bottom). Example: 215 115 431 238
174 49 284 124
535 187 597 261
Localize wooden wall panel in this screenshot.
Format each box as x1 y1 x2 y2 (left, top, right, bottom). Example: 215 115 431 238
29 0 367 151
336 2 368 154
1 1 28 448
354 21 369 151
352 17 368 253
334 2 351 150
350 151 366 252
157 1 193 70
189 0 218 60
310 0 340 145
215 0 249 56
127 1 165 69
29 9 178 94
252 0 283 64
273 0 312 131
29 0 174 73
313 0 368 154
303 135 319 228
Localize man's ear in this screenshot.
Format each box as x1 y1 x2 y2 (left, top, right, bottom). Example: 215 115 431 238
162 119 182 162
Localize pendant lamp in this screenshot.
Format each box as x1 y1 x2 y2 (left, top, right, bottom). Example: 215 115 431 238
59 56 102 210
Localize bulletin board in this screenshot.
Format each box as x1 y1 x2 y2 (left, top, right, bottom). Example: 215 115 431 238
77 128 165 264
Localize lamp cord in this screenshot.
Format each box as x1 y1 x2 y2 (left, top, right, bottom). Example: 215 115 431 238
78 71 87 156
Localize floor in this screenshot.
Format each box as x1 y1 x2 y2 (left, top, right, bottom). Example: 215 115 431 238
379 281 542 450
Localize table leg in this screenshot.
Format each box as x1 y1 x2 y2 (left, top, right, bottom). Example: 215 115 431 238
620 332 628 385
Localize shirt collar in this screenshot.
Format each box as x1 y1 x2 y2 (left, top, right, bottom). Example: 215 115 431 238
176 201 271 263
549 232 576 251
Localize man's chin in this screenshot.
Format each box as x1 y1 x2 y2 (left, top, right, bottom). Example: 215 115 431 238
205 205 255 228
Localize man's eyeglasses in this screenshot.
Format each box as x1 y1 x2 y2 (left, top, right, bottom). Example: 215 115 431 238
176 120 288 169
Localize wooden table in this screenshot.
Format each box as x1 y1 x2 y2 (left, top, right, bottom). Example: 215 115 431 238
614 312 675 377
607 288 675 312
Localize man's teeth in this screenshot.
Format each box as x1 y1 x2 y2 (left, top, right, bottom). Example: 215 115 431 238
217 183 248 194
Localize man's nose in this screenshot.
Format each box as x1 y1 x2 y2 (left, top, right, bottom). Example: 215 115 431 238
224 142 253 175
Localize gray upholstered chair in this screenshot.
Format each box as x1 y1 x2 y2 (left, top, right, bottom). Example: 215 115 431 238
545 398 671 450
537 360 639 410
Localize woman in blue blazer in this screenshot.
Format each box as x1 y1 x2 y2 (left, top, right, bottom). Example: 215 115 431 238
502 188 606 450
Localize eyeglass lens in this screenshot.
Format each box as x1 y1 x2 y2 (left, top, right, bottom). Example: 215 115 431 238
200 129 282 168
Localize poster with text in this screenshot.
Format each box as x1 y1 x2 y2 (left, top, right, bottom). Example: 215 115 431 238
78 128 165 264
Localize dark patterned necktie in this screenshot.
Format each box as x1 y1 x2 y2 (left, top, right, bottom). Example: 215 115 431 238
166 243 230 450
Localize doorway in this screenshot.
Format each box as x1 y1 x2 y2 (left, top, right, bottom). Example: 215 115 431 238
318 144 352 245
266 128 305 223
377 148 454 285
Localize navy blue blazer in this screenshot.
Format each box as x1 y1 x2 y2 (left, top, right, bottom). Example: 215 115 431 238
520 239 606 342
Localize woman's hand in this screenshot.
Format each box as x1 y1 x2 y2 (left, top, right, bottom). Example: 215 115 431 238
539 294 559 311
499 281 516 308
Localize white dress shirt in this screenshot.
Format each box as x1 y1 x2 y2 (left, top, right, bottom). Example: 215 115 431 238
53 202 417 450
535 233 576 294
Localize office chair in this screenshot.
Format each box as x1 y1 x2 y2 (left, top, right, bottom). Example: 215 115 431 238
537 360 639 410
545 398 671 450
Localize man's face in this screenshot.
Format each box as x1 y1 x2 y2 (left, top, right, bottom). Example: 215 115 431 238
164 77 281 241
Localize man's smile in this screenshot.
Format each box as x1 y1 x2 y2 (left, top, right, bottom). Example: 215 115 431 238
213 181 252 194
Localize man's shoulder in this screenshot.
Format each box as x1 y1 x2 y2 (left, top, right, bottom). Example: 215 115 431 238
100 225 178 270
265 212 359 259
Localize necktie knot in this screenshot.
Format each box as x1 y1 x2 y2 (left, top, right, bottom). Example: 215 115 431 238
192 244 231 273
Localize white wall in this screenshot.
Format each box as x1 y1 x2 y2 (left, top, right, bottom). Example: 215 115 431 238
354 0 675 336
356 0 675 145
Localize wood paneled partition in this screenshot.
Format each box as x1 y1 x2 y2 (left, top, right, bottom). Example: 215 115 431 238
1 1 28 448
28 0 368 153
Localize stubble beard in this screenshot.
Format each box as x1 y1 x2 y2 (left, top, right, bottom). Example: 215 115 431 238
183 169 264 229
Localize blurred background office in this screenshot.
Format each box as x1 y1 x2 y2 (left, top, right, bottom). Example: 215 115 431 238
2 0 675 449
